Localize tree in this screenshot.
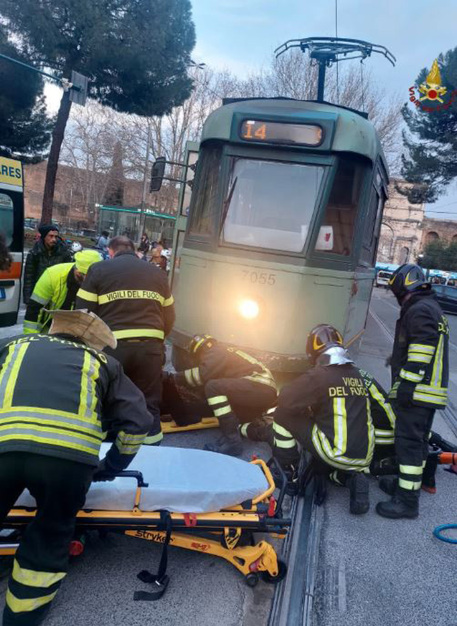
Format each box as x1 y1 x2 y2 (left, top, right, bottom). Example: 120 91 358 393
0 28 52 160
400 49 457 203
421 240 457 271
0 0 195 222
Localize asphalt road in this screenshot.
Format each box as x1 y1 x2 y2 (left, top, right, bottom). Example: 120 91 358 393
1 290 457 626
315 288 457 626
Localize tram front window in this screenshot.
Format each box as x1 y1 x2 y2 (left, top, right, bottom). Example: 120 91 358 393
222 159 324 252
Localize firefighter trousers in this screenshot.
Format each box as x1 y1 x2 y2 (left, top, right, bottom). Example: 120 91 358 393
393 403 435 492
0 452 93 626
204 378 277 429
106 339 163 445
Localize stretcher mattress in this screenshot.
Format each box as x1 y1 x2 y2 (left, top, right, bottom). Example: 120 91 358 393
15 445 269 514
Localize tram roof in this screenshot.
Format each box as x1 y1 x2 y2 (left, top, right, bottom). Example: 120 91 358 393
201 97 387 168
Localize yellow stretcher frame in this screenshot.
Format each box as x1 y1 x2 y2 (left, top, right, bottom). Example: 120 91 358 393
1 459 290 587
161 416 220 434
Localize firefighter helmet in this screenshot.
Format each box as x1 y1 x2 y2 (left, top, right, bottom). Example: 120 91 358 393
189 334 216 355
306 324 344 364
388 264 428 303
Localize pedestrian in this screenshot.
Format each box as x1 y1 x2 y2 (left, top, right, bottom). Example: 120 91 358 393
173 334 278 456
23 224 72 304
0 309 151 626
138 232 150 259
75 235 175 446
23 250 102 334
95 231 110 259
0 233 12 271
376 264 449 519
243 325 374 514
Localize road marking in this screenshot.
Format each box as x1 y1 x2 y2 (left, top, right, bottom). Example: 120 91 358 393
369 309 394 343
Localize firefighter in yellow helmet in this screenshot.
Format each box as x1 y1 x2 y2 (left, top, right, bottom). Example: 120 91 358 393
0 309 151 625
242 325 375 514
173 334 278 456
23 249 102 334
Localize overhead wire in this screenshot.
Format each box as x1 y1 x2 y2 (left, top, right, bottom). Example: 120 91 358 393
335 0 339 104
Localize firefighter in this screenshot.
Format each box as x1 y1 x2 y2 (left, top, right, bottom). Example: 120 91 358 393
75 236 175 446
359 369 397 475
174 334 278 456
376 264 449 519
0 309 151 626
23 250 102 334
244 325 374 514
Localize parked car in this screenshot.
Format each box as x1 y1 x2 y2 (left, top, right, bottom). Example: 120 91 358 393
432 283 457 315
375 270 393 289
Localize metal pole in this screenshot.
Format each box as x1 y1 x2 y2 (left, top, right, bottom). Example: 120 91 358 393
0 52 77 90
317 63 326 102
139 121 152 244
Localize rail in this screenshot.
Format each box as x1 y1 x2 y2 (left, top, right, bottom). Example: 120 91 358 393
268 477 323 626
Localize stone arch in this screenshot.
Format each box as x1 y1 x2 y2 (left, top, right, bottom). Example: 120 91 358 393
426 231 440 244
399 246 410 264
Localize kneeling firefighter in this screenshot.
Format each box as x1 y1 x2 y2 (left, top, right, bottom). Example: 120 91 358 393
0 310 151 626
173 335 278 456
242 325 375 514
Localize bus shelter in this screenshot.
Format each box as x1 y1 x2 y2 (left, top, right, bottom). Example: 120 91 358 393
96 204 176 245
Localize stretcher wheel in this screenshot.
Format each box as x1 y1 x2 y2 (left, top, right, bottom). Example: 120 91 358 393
261 560 287 584
245 573 260 587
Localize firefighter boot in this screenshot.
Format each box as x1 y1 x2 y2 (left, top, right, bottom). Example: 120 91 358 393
204 415 243 457
376 488 419 519
421 455 438 494
347 472 370 515
378 477 398 496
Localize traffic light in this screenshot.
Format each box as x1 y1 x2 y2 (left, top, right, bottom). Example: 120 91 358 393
150 157 166 192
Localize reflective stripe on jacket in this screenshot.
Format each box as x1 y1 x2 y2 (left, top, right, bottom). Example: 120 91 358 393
75 251 175 341
389 291 449 409
0 334 151 469
23 263 75 334
178 344 278 393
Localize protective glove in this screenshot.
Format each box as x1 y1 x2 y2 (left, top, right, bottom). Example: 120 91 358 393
92 457 117 482
385 355 392 367
396 380 416 408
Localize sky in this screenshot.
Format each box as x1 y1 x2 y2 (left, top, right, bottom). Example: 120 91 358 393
45 0 457 219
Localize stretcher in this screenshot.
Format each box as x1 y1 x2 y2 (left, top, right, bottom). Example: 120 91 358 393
1 446 290 598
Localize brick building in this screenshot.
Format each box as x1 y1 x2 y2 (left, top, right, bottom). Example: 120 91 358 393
420 217 457 248
23 161 178 231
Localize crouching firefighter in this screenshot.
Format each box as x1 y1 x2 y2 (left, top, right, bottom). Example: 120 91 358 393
376 264 449 520
243 325 375 514
0 309 151 626
174 334 278 456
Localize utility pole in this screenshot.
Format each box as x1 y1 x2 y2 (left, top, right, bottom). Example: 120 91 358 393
139 120 152 243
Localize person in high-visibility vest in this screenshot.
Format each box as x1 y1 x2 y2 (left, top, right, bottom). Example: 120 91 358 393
0 309 151 626
23 250 101 334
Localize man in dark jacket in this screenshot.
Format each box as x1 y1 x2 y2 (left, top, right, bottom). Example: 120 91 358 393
0 309 151 625
23 224 72 304
75 235 175 446
377 264 449 519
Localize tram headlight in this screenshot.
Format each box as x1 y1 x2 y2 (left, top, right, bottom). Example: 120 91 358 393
238 298 260 320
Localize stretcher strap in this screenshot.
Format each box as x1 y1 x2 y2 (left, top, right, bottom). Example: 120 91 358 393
134 511 172 601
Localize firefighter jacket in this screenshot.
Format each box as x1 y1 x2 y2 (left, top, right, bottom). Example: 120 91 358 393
272 363 374 471
0 334 151 470
176 344 278 393
23 239 72 304
75 251 175 341
389 290 449 409
359 369 396 447
23 263 79 334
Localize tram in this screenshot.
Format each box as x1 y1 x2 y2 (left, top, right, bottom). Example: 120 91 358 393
166 97 389 374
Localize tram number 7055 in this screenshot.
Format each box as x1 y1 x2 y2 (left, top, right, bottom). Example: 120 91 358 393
242 270 276 285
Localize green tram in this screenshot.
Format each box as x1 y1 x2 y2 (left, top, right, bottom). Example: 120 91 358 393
168 97 389 375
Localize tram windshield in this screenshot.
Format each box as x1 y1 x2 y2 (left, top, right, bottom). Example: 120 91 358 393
222 158 324 252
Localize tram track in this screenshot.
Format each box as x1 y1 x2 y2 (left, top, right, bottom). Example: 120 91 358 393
268 481 322 626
